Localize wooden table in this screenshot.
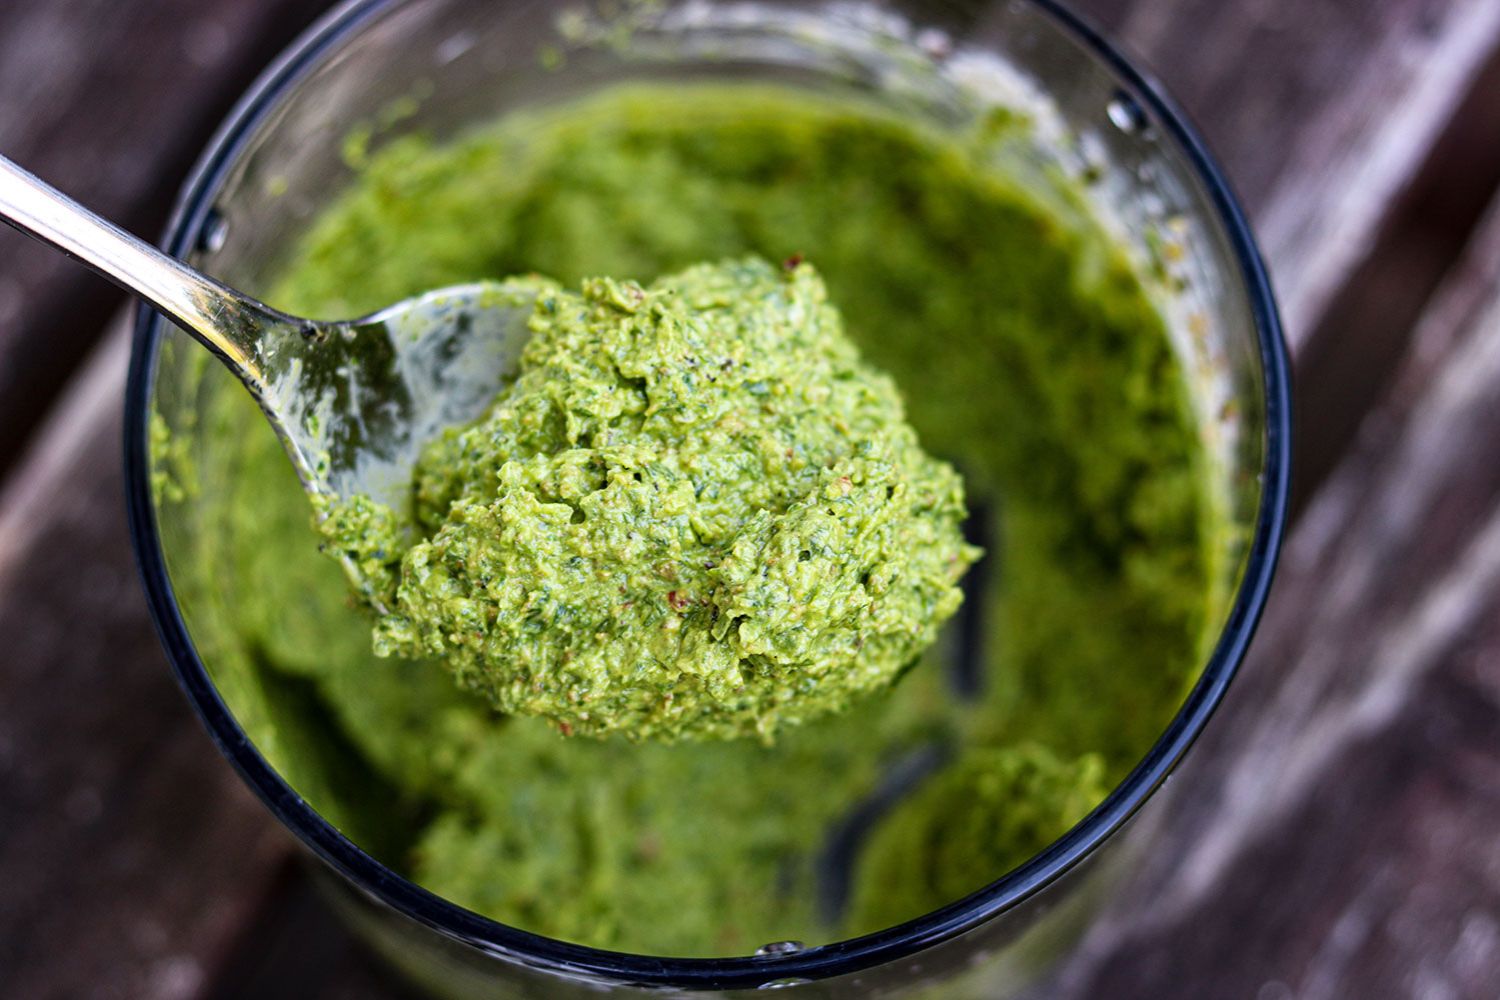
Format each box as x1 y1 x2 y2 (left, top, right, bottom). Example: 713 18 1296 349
3 1 1499 996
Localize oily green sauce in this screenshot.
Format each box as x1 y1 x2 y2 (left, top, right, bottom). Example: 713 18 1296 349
324 258 977 741
162 83 1224 956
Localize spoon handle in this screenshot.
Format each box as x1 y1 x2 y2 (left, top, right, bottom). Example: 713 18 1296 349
0 153 291 388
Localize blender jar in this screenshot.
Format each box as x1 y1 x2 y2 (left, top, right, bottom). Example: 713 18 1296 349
125 1 1290 996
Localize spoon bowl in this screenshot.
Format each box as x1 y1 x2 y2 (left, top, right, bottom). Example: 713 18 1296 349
249 281 534 509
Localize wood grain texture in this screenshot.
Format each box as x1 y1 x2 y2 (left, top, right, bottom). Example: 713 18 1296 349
1076 0 1500 509
1289 41 1500 513
0 328 289 1000
1109 0 1500 343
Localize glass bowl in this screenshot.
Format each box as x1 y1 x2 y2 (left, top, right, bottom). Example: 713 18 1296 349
124 0 1290 996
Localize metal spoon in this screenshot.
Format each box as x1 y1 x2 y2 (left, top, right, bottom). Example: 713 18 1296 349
0 153 535 606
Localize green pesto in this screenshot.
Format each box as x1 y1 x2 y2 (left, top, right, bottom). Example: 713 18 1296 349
148 411 182 506
158 82 1225 956
845 745 1109 932
324 257 977 741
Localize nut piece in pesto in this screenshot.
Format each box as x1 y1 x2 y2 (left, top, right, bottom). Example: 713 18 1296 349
321 256 980 741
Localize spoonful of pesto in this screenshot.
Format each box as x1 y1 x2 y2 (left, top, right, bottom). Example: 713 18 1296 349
0 155 977 742
339 257 981 741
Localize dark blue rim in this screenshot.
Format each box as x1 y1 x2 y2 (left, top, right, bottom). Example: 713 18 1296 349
123 0 1292 989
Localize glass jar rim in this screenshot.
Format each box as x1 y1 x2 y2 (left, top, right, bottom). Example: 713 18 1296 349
122 0 1292 988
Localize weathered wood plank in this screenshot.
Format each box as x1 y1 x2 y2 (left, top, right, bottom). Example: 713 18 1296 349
1042 184 1500 999
0 327 291 999
1288 40 1500 513
1073 0 1500 510
0 0 326 481
1108 0 1500 344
